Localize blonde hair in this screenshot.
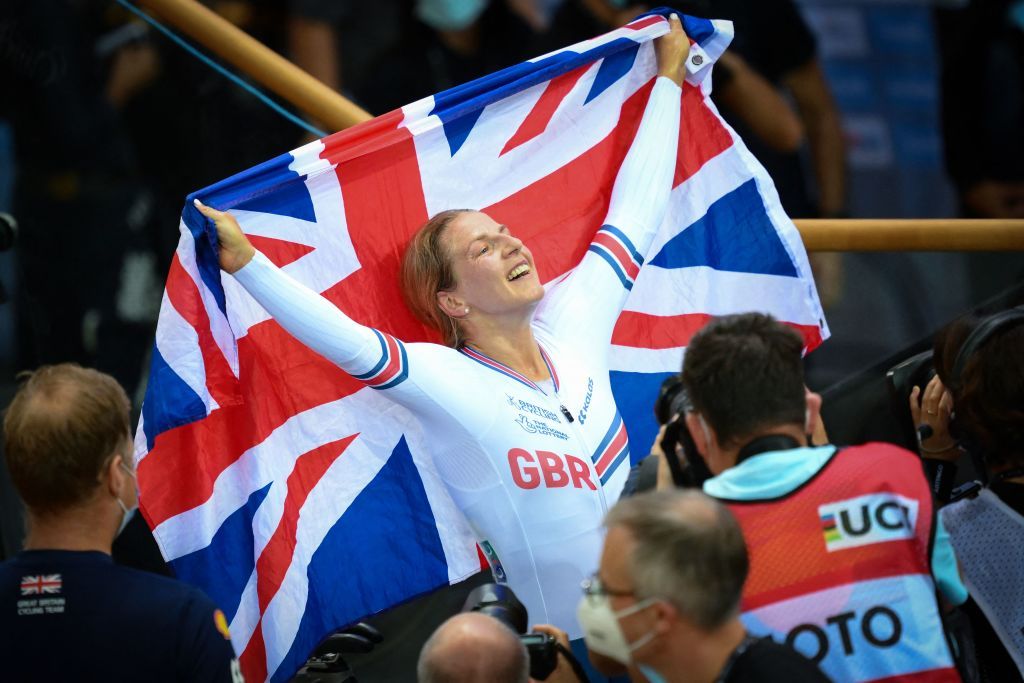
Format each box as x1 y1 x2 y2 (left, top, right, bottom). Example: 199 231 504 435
400 209 471 347
3 364 131 515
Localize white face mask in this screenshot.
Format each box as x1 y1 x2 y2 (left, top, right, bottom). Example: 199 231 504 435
114 461 138 538
577 590 658 665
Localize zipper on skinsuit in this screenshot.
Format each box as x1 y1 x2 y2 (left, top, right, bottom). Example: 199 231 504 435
547 388 609 515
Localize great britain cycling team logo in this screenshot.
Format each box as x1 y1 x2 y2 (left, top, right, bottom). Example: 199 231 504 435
818 493 919 552
20 575 62 596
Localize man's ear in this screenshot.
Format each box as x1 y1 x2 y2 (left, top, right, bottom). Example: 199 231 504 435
104 454 126 498
436 290 468 319
652 599 678 636
805 390 826 444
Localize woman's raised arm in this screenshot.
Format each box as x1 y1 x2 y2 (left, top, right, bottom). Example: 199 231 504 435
194 199 393 378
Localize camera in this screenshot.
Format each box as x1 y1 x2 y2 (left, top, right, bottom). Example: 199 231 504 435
461 584 560 681
654 375 713 488
885 349 937 451
291 622 382 683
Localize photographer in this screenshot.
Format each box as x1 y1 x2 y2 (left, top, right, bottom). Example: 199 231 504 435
0 364 241 682
674 313 966 682
909 308 1024 681
417 611 582 682
578 490 829 682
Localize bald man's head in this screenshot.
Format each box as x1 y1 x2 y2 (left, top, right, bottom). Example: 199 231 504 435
417 612 529 683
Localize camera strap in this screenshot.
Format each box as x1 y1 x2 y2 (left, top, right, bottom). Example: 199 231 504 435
736 435 802 465
554 642 590 683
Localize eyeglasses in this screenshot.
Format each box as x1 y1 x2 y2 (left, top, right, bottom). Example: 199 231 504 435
581 574 635 599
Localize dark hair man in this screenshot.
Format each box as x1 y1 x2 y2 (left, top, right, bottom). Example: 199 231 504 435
578 490 828 682
681 313 966 682
1 364 241 682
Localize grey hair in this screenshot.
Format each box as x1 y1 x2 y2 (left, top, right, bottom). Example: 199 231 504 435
417 613 529 683
605 490 748 630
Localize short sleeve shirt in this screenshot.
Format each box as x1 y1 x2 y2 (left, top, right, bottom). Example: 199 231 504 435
0 550 241 682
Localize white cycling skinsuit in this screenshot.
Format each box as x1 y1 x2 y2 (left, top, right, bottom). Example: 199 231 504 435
232 76 682 637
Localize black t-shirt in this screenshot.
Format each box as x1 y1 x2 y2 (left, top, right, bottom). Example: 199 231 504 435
0 550 240 683
707 0 820 217
724 637 831 683
708 0 817 84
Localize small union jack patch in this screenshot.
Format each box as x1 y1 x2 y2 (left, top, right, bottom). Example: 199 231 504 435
20 574 62 596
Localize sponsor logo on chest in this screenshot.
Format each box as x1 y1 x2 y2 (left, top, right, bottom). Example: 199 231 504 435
578 378 594 425
818 493 919 552
506 394 561 423
514 415 570 440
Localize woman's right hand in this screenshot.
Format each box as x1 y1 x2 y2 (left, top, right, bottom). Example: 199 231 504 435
654 13 689 87
194 198 256 274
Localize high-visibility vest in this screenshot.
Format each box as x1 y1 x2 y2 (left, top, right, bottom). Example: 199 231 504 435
719 443 959 683
942 488 1024 675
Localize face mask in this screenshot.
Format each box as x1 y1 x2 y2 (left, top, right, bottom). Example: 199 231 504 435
1012 1 1024 32
639 664 667 683
114 461 138 538
115 497 137 537
577 592 658 665
416 0 487 31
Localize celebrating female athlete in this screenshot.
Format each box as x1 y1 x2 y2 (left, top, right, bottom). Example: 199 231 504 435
196 15 690 637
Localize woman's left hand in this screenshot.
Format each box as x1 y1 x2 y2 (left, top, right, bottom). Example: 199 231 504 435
654 14 690 87
910 375 958 461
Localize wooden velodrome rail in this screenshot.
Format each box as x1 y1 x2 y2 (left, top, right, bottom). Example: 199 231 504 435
139 0 1024 252
794 219 1024 252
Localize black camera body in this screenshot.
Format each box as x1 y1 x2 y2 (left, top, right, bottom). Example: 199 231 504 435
654 375 713 488
461 583 559 681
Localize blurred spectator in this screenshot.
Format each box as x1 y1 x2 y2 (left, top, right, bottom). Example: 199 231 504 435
287 0 412 114
417 611 581 682
579 490 829 682
708 0 846 219
679 313 966 681
935 0 1024 304
936 0 1024 219
0 364 240 681
714 50 804 153
910 308 1024 682
286 0 538 116
707 0 846 308
537 1 807 156
0 0 162 391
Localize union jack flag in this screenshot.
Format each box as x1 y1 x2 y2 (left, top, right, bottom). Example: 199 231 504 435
135 11 827 682
20 574 62 596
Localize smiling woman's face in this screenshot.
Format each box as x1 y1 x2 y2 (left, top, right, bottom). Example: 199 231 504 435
440 211 545 316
